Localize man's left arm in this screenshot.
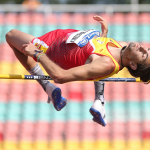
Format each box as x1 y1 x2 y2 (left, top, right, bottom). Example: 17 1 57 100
21 42 114 84
93 15 108 37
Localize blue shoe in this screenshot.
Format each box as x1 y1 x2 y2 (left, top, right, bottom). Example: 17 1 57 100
46 82 67 111
89 100 107 127
51 88 67 111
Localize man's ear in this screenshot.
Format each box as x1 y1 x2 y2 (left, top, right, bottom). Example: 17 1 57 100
129 61 137 70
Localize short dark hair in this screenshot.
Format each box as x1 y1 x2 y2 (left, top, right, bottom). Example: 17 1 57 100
127 63 150 83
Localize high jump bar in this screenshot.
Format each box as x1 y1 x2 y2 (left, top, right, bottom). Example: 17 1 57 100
0 74 142 82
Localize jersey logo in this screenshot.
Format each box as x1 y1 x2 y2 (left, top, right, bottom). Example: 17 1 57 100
35 43 41 49
97 40 104 44
99 49 103 52
110 39 113 43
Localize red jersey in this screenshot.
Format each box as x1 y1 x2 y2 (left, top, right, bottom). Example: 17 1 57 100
32 29 94 69
32 29 122 81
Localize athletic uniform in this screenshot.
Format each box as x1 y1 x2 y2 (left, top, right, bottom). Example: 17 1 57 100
32 29 122 81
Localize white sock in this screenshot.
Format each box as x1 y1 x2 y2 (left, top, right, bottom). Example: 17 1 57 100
94 81 105 103
45 82 58 100
28 63 58 103
27 63 50 91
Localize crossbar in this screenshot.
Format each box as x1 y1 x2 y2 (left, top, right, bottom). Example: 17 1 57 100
0 74 141 82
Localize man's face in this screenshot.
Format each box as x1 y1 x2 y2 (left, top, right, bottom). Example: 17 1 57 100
127 42 150 65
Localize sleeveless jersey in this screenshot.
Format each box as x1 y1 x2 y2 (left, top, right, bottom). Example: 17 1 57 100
32 29 122 81
90 37 122 80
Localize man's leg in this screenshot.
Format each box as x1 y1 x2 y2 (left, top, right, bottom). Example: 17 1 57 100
6 29 67 111
90 81 107 127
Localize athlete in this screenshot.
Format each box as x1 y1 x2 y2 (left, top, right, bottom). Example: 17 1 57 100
5 16 150 127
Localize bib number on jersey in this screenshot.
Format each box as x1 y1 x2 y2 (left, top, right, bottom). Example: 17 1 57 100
66 29 100 47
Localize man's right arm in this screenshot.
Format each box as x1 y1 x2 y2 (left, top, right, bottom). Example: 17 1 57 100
37 53 114 84
23 40 114 84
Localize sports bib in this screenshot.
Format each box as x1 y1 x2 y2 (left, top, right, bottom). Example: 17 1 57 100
66 29 100 47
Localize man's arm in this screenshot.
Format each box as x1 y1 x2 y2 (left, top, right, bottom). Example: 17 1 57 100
93 15 108 37
38 54 114 83
22 42 114 84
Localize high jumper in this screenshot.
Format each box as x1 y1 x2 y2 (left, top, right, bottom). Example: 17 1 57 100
5 15 150 127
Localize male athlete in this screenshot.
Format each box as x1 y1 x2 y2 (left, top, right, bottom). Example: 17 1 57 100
6 16 150 127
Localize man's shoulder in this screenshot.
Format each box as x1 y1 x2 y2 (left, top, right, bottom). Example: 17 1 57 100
95 56 115 70
117 41 128 47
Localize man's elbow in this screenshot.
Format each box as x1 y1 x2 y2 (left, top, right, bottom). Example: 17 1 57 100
54 78 66 84
53 75 67 84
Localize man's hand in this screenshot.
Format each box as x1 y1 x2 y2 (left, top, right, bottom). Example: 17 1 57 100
93 15 108 37
22 41 40 57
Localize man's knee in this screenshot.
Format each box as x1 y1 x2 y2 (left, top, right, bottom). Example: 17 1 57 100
5 29 18 43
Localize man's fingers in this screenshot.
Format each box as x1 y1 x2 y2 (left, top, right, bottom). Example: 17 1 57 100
28 41 32 44
22 44 28 47
93 15 104 21
21 44 28 52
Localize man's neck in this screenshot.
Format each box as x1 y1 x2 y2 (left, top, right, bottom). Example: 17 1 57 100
120 46 127 68
108 46 123 67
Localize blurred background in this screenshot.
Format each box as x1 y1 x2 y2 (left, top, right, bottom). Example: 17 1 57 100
0 0 150 150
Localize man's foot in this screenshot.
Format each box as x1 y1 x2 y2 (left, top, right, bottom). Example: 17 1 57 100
46 83 67 111
51 88 67 111
89 100 107 127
